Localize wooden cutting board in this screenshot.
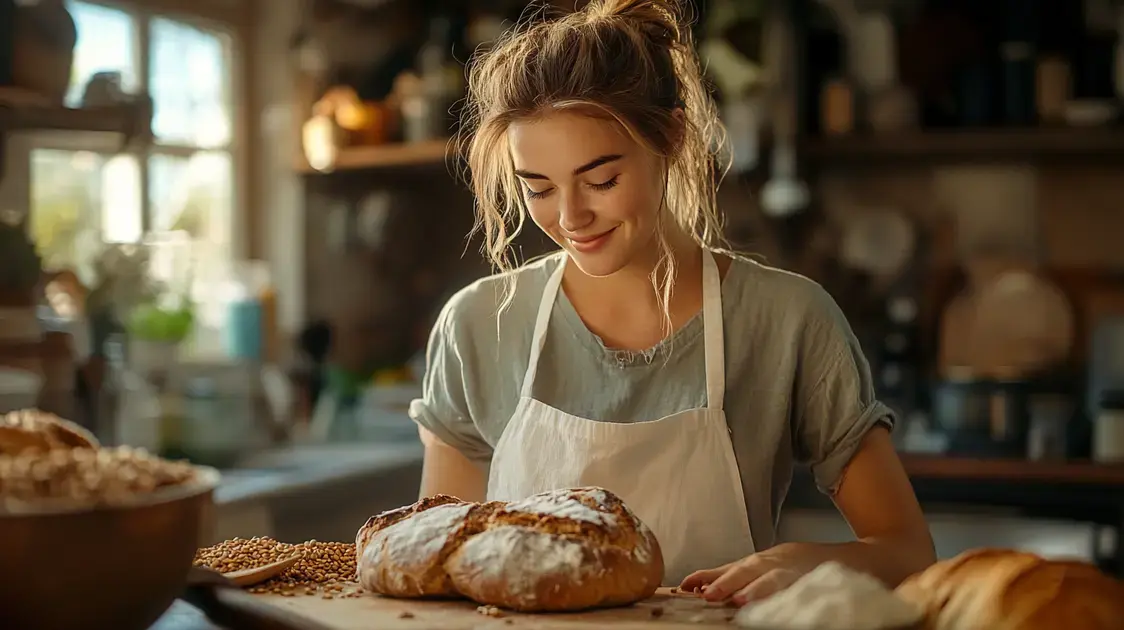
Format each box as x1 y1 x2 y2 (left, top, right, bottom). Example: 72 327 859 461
222 587 739 629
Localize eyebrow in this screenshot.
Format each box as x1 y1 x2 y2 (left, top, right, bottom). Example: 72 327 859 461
513 154 623 180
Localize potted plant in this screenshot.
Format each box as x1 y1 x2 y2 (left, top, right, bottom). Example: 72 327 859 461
83 243 194 371
125 292 195 371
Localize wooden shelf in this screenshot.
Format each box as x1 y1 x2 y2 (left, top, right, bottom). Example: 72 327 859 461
900 454 1124 486
801 127 1124 164
0 87 150 136
299 139 453 173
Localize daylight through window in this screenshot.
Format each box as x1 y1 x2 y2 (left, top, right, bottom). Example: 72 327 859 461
29 1 236 277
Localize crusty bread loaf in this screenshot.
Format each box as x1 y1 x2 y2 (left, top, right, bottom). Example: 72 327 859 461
355 487 663 612
895 548 1124 630
355 494 503 598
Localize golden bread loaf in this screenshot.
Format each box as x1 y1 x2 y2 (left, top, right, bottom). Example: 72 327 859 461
895 547 1124 630
355 487 663 612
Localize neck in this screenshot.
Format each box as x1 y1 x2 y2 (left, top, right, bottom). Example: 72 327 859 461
561 230 706 347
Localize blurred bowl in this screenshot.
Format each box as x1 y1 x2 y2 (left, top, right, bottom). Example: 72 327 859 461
0 466 221 630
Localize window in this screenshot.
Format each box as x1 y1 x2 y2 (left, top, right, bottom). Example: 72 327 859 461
29 1 236 276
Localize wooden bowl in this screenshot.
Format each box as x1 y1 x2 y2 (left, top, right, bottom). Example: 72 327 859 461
0 466 220 630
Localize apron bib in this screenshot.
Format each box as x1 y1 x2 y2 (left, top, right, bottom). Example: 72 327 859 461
487 251 754 585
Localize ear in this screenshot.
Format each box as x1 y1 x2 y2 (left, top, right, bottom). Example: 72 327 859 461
669 107 687 153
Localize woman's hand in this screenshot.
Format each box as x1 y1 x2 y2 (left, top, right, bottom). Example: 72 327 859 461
679 543 823 606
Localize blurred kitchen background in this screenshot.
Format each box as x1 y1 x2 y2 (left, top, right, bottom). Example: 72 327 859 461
3 0 1124 579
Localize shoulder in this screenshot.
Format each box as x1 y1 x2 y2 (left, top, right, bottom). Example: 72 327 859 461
432 253 562 346
724 255 846 331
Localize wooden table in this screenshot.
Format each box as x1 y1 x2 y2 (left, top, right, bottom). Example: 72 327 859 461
171 587 739 630
162 455 1124 629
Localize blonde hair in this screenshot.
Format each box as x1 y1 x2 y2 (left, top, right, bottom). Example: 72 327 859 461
457 0 732 328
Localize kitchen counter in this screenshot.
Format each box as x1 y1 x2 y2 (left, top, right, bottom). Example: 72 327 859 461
216 441 424 507
147 448 1124 629
206 436 425 545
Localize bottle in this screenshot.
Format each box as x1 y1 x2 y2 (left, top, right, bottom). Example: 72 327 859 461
96 335 125 445
223 261 271 362
1094 390 1124 463
260 280 278 364
414 15 462 139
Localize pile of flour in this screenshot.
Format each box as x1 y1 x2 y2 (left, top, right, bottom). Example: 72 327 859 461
735 561 923 630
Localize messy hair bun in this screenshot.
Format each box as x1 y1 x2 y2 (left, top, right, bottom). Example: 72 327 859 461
459 0 729 324
586 0 683 48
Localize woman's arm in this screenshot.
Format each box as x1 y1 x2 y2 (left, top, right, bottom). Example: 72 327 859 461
780 286 935 585
741 427 933 588
409 287 497 502
683 427 934 604
682 283 933 604
815 426 935 581
418 426 488 502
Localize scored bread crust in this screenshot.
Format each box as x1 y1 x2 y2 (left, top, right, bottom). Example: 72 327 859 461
895 547 1124 630
356 495 504 598
355 487 663 612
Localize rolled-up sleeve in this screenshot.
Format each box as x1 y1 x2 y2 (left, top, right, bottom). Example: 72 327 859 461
408 295 494 465
793 288 896 495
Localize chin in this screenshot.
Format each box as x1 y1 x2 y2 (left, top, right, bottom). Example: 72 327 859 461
563 247 634 278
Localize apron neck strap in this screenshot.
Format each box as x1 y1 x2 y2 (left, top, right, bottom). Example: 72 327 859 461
521 255 567 398
701 250 725 411
520 251 726 409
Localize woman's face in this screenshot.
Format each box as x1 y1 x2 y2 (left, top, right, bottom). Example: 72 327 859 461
508 111 666 278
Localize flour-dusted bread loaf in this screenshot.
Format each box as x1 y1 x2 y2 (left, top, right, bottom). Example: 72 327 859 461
355 487 663 612
895 548 1124 630
355 493 503 598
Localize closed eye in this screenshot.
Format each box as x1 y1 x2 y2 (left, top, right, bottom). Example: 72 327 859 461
524 175 616 200
589 176 619 192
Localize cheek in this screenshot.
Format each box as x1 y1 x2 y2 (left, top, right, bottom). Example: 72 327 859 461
606 186 661 225
527 202 558 233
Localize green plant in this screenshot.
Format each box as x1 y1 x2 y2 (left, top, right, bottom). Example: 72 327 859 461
126 300 195 343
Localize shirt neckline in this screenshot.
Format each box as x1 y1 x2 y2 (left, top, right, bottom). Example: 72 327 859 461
550 253 742 368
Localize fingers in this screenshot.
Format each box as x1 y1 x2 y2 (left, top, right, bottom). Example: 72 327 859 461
699 558 770 602
679 562 735 593
731 568 799 607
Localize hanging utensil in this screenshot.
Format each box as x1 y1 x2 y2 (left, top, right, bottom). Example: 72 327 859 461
760 3 809 219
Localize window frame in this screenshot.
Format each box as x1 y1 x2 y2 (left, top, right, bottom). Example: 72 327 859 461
12 0 248 260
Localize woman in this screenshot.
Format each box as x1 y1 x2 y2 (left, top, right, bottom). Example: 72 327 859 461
409 0 935 605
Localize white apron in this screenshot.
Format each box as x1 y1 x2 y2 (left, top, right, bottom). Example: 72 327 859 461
487 251 755 585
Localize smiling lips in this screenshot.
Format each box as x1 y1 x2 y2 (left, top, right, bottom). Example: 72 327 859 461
567 227 617 253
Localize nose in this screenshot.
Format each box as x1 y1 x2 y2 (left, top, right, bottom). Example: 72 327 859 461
557 189 595 234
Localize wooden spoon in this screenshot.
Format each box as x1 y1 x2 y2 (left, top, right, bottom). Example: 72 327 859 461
222 554 301 587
